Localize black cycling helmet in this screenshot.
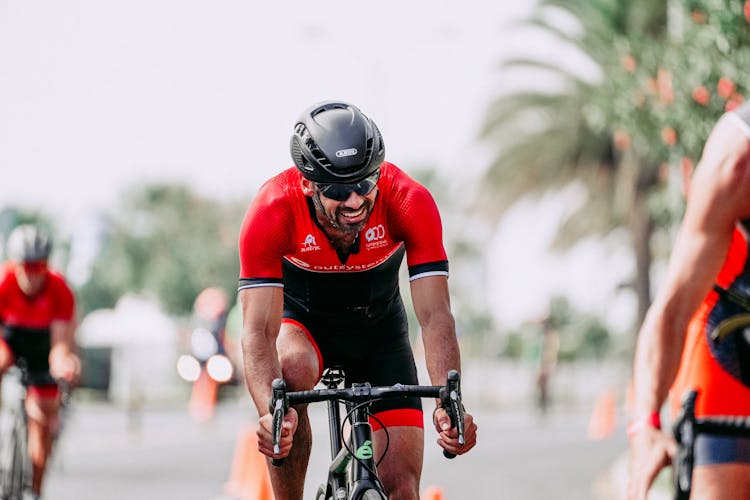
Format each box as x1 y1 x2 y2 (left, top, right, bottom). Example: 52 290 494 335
290 101 385 183
6 224 52 263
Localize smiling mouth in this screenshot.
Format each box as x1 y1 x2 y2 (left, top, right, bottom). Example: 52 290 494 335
340 206 366 220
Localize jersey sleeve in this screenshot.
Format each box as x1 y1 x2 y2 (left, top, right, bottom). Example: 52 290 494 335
52 276 75 321
238 178 295 290
387 170 449 281
0 267 9 324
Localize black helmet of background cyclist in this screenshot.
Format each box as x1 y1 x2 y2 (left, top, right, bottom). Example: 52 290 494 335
290 101 385 184
6 224 52 263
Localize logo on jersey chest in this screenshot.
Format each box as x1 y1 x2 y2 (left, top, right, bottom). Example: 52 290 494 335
300 234 321 253
364 224 388 251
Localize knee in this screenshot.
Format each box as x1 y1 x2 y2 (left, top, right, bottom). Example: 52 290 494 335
25 398 58 428
279 350 319 391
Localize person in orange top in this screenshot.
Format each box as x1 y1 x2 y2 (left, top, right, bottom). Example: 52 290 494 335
627 104 750 499
0 225 81 499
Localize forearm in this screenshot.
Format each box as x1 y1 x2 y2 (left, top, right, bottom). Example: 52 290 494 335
242 329 282 417
632 306 688 416
421 311 461 385
50 320 77 355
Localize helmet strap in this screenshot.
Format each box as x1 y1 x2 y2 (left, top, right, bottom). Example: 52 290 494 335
312 191 340 229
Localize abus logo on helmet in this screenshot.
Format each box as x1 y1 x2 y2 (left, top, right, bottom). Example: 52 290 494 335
335 148 357 158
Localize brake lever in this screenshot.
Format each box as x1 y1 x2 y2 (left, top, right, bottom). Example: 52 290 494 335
269 378 288 467
439 369 464 459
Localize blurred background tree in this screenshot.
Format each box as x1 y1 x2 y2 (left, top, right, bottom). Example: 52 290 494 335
76 184 246 316
481 0 749 337
498 296 613 362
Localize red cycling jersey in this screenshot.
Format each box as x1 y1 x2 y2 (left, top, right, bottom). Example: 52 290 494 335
238 161 449 303
0 262 74 329
0 261 74 392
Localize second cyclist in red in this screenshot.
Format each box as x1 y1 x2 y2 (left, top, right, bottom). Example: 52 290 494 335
238 101 477 500
0 225 80 499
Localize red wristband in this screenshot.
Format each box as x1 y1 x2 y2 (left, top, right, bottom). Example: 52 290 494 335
626 412 661 437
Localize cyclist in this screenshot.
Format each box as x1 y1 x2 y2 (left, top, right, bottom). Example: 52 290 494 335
0 224 81 499
627 103 750 498
238 101 477 500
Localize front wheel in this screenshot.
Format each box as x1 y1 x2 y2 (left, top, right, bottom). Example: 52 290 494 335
359 488 386 500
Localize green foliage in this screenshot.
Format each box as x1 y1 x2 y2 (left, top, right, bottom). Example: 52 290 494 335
480 0 671 237
607 1 750 165
482 0 750 331
499 296 612 361
77 184 246 316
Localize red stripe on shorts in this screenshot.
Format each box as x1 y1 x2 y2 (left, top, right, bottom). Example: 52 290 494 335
369 408 424 430
27 384 60 400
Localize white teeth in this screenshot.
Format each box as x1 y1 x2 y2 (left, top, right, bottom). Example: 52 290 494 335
343 207 365 219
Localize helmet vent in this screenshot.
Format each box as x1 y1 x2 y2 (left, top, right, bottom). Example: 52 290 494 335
291 141 310 170
363 138 374 163
306 141 331 168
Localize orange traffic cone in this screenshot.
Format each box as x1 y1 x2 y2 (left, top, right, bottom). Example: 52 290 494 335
189 370 218 423
587 386 617 440
224 424 274 500
422 485 445 500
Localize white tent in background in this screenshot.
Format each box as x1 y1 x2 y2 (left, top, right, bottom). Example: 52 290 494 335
78 294 181 405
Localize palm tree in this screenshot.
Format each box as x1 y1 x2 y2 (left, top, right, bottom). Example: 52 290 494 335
481 0 669 329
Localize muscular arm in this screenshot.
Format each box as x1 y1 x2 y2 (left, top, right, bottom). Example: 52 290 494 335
239 286 284 417
410 275 460 385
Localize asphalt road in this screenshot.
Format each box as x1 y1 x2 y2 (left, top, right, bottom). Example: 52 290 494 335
41 393 630 500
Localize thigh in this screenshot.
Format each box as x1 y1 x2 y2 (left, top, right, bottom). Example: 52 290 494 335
277 319 322 391
372 426 423 498
693 462 750 499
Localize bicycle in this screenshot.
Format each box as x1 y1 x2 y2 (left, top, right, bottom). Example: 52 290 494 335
672 389 750 500
269 368 466 500
0 363 33 499
0 360 71 500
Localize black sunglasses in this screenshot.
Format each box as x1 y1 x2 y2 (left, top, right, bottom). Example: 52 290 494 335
314 170 381 202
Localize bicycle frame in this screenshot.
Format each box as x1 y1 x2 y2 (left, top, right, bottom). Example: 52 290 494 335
673 389 750 500
318 374 385 500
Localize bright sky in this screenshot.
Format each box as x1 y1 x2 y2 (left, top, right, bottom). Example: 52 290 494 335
0 1 637 329
0 0 533 221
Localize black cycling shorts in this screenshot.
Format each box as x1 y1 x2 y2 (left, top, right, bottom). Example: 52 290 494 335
2 325 56 387
283 295 423 428
695 434 750 465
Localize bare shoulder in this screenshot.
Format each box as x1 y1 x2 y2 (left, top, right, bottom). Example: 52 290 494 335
693 113 750 220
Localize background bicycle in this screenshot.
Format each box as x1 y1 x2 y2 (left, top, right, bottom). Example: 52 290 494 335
0 364 33 499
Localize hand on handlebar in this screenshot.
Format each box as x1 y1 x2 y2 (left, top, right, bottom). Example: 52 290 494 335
258 407 298 460
50 352 81 386
433 406 477 457
626 427 676 500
